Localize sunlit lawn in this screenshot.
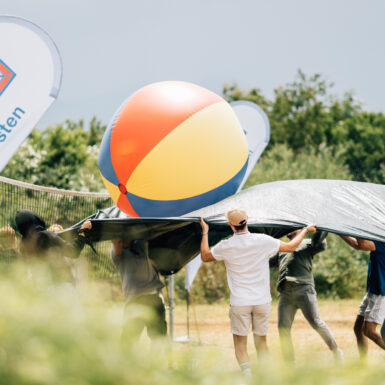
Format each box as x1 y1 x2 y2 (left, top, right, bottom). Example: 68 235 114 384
169 299 384 367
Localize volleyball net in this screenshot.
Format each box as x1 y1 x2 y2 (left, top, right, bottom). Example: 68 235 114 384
0 176 119 283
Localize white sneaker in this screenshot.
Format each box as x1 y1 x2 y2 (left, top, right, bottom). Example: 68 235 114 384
333 348 344 363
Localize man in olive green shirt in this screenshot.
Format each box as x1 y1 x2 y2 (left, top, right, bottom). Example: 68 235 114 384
270 230 343 362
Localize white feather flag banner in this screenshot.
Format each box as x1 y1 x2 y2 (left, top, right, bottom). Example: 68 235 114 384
231 101 270 192
0 15 62 171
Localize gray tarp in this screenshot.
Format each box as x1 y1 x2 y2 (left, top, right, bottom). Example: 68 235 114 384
62 179 385 275
189 179 385 242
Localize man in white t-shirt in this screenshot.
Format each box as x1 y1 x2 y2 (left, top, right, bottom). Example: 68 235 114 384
200 208 316 374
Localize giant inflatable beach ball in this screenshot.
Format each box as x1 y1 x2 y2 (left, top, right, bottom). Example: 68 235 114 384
98 81 249 217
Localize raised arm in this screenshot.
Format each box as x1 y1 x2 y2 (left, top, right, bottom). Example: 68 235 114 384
111 238 123 258
200 217 215 262
40 219 92 259
340 235 375 251
357 238 376 251
279 225 317 253
71 220 92 258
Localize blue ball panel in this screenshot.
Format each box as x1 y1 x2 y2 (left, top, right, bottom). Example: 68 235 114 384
98 100 127 185
125 158 249 217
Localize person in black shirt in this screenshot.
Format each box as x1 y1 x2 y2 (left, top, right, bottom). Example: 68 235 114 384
340 236 385 358
110 237 166 341
270 231 342 362
15 210 90 283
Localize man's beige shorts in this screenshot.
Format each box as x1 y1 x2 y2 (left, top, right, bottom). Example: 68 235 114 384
229 302 271 336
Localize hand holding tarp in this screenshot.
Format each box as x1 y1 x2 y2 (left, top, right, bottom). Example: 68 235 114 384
78 220 92 238
306 224 317 233
200 217 209 234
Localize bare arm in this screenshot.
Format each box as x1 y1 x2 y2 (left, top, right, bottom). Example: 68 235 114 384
78 220 92 238
279 225 316 253
357 238 376 251
200 217 216 263
40 220 91 259
111 238 123 260
70 220 93 257
339 235 359 249
340 235 375 251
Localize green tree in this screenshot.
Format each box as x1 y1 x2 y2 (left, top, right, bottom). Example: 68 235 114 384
244 143 352 188
223 83 270 113
270 71 332 150
335 112 385 183
224 70 385 184
1 118 106 191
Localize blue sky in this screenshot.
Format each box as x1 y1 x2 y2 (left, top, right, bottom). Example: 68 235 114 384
3 0 385 127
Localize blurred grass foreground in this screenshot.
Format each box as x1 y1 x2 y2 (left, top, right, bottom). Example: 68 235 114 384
0 262 384 385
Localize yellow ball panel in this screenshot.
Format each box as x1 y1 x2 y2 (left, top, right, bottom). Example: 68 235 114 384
125 101 248 200
100 173 120 204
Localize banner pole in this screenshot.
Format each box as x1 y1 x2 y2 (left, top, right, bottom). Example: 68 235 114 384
186 289 190 339
169 274 174 340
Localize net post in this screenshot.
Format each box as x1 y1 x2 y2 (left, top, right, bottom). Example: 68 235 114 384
169 273 174 340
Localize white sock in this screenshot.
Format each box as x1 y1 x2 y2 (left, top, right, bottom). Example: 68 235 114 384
239 362 251 375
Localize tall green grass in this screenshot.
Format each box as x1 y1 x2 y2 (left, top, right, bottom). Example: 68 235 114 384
0 262 383 385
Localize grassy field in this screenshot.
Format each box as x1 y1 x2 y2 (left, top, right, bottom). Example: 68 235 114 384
1 266 385 384
168 299 384 368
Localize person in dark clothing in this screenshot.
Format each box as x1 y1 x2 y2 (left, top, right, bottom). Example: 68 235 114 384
270 230 343 362
110 237 167 341
14 210 91 283
340 236 385 358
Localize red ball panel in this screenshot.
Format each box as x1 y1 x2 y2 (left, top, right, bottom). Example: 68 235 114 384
110 81 223 185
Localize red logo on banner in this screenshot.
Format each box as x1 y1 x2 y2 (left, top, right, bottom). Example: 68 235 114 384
0 60 16 96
